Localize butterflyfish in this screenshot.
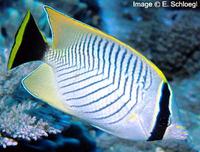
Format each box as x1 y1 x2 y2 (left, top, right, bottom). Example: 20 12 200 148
7 6 187 141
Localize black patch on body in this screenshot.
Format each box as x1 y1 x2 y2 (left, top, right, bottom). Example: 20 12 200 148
10 12 47 69
147 82 171 141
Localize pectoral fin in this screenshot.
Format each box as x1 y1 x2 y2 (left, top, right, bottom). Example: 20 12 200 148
22 63 72 114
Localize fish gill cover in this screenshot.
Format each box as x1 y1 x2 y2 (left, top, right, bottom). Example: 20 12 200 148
0 0 199 152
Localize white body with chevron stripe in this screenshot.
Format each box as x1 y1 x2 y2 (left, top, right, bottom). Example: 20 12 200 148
9 6 187 141
45 32 164 140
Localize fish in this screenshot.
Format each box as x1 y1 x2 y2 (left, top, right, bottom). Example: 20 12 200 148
7 6 187 141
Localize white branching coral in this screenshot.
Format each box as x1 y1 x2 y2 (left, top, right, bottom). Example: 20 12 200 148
0 51 63 148
0 135 17 148
0 97 61 148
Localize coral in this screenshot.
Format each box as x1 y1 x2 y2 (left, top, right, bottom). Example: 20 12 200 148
149 11 200 79
172 72 200 115
171 72 200 151
0 122 97 152
0 96 61 148
0 136 17 148
0 50 62 148
126 10 200 79
96 132 196 152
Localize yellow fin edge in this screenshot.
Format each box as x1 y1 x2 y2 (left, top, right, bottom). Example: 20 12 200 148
44 6 167 82
8 11 31 70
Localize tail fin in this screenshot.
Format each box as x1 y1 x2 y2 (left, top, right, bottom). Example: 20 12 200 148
7 10 48 70
164 124 188 140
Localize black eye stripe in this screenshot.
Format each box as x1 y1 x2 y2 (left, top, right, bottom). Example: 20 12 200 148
147 82 171 141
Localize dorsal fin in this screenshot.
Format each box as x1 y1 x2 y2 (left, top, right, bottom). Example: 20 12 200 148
44 6 167 82
22 63 72 115
45 6 84 49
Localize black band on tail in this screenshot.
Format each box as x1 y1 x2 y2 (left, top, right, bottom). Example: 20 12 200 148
147 83 171 141
8 11 48 70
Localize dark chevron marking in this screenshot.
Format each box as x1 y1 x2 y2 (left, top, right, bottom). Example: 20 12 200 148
60 39 113 95
88 76 129 118
68 47 126 107
144 67 152 91
125 55 133 74
108 43 115 77
142 64 148 89
55 35 82 70
59 39 111 94
57 36 103 84
97 56 139 123
108 85 140 124
57 36 97 74
91 36 98 70
97 38 103 71
85 55 136 118
57 35 88 77
87 34 93 69
136 60 143 83
46 33 154 128
102 41 109 74
62 43 115 100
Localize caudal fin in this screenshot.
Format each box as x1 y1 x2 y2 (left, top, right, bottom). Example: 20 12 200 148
164 124 188 140
7 10 48 70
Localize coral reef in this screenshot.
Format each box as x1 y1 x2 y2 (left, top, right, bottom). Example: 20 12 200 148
0 97 60 145
96 133 196 152
0 51 59 148
172 72 200 151
0 122 96 152
131 11 200 79
149 11 200 79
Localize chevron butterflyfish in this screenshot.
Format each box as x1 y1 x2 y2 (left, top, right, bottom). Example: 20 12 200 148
7 6 187 141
